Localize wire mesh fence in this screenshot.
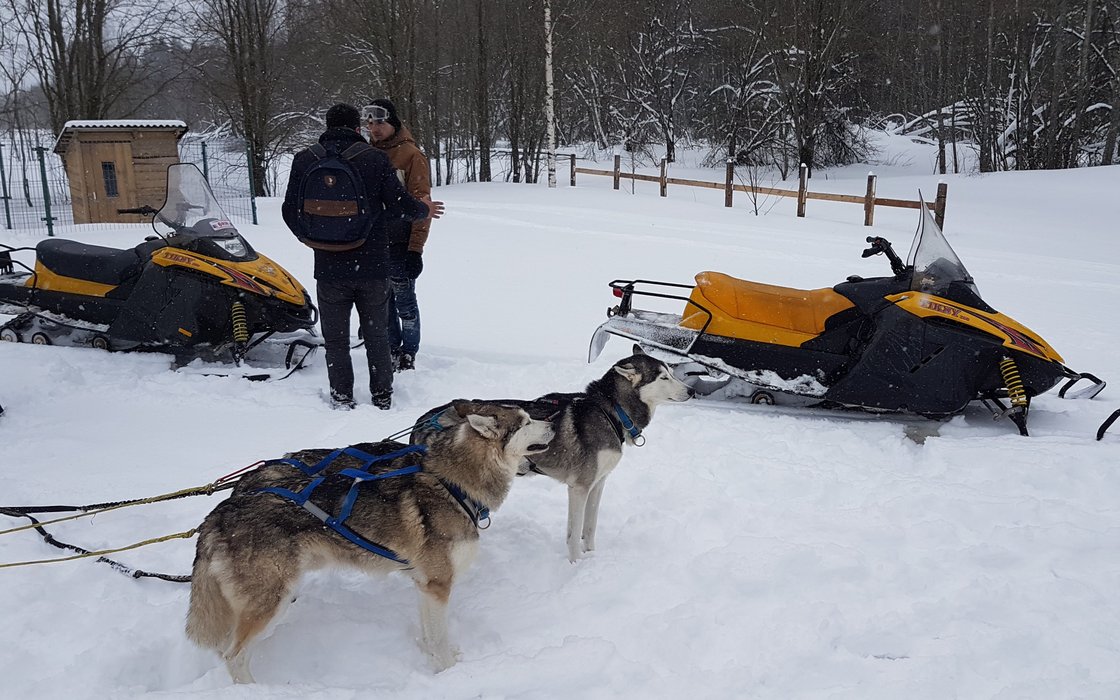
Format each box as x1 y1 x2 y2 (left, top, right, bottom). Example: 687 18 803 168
0 132 73 235
178 136 257 225
0 132 257 238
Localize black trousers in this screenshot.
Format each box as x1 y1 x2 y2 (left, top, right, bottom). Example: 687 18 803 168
316 277 393 399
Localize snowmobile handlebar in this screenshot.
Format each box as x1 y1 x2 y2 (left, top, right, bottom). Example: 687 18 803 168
862 236 907 276
117 206 159 216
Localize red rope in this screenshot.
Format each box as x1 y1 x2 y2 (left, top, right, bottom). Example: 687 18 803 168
215 460 265 484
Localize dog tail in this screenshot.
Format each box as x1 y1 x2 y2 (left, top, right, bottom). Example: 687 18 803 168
185 551 235 651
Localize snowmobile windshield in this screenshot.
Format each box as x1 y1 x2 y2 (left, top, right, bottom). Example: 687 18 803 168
905 195 978 297
154 164 231 237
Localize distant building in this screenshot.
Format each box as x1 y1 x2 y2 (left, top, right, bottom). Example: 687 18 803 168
53 120 188 224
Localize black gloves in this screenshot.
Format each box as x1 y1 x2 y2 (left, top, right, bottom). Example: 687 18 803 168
405 251 423 279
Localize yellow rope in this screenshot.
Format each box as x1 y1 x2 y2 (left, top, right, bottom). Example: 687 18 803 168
0 528 198 569
0 483 222 537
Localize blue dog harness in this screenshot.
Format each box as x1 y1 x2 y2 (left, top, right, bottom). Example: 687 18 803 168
253 443 489 564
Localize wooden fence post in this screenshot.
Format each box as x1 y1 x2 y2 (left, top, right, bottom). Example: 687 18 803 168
797 163 808 217
612 154 621 190
659 158 667 197
724 160 734 207
934 182 948 228
569 154 576 187
863 172 876 226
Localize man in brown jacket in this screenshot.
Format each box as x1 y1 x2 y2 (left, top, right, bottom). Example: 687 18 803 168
365 98 432 371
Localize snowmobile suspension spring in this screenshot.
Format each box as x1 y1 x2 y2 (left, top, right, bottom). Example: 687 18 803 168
231 301 249 344
999 356 1028 408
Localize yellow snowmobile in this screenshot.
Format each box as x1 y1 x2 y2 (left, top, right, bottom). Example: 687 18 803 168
0 164 318 377
589 202 1105 435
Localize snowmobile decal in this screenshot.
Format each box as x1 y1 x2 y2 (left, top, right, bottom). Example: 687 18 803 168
150 248 305 306
888 293 1061 362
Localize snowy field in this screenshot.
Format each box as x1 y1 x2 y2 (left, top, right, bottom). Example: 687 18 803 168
2 137 1119 698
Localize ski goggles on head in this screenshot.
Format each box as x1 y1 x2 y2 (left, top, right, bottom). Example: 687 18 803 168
362 104 390 123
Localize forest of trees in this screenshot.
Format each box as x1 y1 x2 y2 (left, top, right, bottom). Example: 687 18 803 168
2 0 1118 194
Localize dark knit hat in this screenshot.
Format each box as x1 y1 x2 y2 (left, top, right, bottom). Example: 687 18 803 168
325 103 360 130
368 98 402 131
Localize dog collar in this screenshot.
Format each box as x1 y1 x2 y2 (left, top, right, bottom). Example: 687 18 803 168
612 404 645 447
439 478 491 529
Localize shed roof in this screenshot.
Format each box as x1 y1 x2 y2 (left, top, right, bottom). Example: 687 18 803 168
54 120 189 154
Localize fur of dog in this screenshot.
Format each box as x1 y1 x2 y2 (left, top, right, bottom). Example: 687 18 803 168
185 401 554 683
413 346 692 562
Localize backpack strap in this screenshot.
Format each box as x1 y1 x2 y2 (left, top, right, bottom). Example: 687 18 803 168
308 143 328 160
341 142 374 161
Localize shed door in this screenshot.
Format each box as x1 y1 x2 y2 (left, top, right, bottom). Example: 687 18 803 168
79 142 136 223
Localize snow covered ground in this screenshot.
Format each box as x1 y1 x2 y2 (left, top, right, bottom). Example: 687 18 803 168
2 137 1119 698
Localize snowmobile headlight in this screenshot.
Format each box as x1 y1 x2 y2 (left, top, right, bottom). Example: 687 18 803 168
213 237 248 258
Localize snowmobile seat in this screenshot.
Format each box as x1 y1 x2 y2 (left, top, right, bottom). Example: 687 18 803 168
35 239 144 286
681 271 855 348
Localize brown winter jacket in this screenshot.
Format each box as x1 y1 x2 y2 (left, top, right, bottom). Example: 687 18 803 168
371 126 432 254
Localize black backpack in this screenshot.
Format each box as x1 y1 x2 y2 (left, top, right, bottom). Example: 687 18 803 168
294 142 379 251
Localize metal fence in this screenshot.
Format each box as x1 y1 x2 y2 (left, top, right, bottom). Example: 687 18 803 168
0 133 257 238
178 136 257 225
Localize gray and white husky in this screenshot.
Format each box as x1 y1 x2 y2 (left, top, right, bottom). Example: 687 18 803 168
415 346 693 562
185 401 553 683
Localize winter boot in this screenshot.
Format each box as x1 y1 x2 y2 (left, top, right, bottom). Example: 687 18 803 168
371 390 393 410
396 353 415 371
329 390 357 411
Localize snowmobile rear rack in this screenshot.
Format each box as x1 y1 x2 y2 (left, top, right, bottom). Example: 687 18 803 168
0 244 35 276
590 279 716 364
607 278 713 336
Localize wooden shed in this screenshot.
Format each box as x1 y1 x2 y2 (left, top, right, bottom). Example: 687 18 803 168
53 120 188 224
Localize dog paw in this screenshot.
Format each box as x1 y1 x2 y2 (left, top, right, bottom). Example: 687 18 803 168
427 647 459 672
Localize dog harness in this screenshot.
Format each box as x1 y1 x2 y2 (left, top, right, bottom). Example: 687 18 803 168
253 443 489 564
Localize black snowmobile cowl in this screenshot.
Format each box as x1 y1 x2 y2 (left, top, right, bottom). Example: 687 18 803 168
588 196 1105 436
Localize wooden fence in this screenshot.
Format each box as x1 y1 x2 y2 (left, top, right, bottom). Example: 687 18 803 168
566 154 947 228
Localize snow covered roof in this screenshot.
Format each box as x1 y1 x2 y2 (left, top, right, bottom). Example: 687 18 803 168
54 119 189 154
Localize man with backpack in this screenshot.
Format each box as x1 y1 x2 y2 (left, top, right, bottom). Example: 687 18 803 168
282 103 443 410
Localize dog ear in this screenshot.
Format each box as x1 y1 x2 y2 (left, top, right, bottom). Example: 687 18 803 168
449 399 477 420
465 413 502 440
632 343 646 356
613 363 641 385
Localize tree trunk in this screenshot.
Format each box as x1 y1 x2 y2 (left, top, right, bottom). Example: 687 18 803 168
979 0 995 172
1102 73 1120 165
476 0 491 182
1045 0 1069 168
544 0 557 188
1068 0 1096 165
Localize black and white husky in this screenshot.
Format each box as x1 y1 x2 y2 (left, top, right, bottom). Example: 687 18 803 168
415 346 693 562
